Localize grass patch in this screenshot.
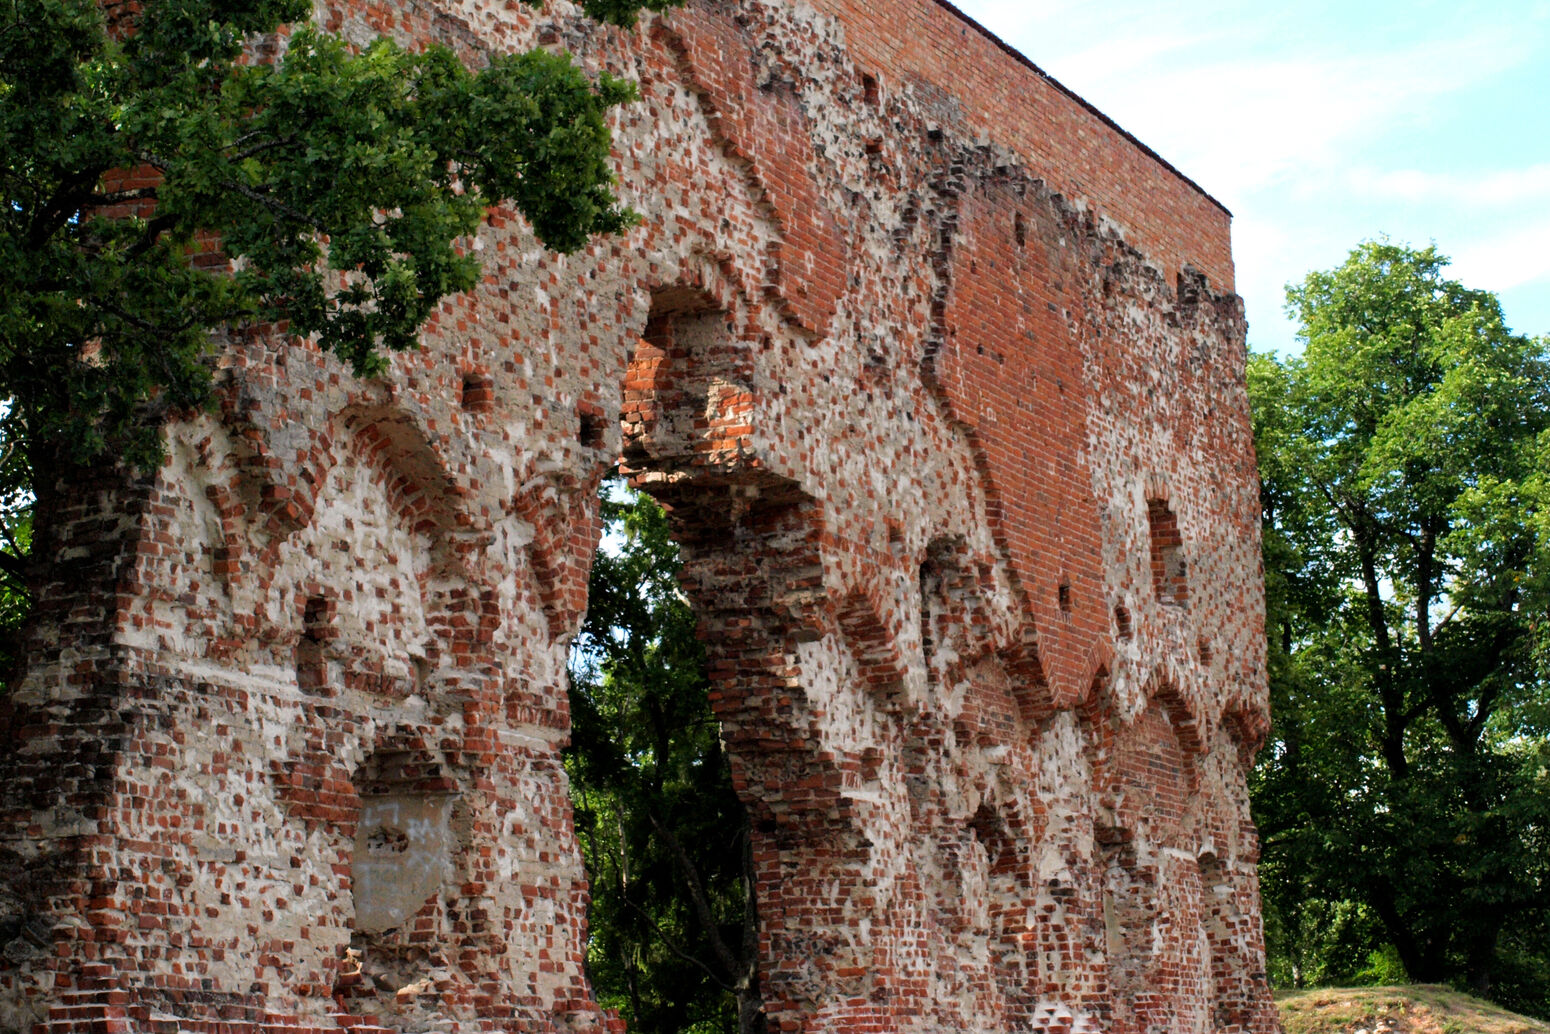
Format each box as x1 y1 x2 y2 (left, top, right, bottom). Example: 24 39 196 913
1276 985 1550 1034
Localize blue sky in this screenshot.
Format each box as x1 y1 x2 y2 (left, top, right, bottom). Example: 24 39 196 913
950 0 1550 353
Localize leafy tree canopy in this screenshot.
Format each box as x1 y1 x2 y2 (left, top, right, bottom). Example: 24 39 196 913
1249 241 1550 1017
0 0 674 474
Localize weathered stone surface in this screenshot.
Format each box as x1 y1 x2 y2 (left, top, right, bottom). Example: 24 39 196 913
0 0 1278 1031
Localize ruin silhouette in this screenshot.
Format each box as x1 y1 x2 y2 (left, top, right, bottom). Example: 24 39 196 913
0 1 1279 1031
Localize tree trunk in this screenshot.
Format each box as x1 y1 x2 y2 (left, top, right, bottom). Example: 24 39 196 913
1372 892 1444 984
1464 921 1501 998
737 982 765 1034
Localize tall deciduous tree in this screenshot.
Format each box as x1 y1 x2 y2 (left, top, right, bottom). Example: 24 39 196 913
1249 241 1550 1017
566 482 762 1034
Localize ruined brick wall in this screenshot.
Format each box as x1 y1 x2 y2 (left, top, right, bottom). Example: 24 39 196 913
0 0 1279 1031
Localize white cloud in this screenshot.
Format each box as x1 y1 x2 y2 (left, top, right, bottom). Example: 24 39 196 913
1036 28 1529 205
1449 219 1550 294
1342 164 1550 207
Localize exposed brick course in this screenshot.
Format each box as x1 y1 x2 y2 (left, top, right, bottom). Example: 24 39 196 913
0 0 1277 1031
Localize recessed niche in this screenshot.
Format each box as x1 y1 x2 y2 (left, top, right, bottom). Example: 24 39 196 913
460 372 494 414
860 71 880 105
578 410 606 450
296 594 333 695
1147 499 1189 607
350 749 457 935
335 744 463 1009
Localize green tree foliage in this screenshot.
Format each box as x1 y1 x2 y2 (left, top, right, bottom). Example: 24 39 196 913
0 485 27 672
0 0 658 470
1249 241 1550 1017
566 482 761 1034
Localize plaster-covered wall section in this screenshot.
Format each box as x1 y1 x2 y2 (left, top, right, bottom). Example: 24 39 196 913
0 0 1278 1032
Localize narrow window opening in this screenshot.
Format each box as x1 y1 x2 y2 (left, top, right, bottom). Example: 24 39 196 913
1114 604 1133 639
1147 499 1189 607
1058 581 1072 612
297 593 332 695
1014 213 1027 247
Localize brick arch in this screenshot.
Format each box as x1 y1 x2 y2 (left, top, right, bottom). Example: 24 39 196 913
511 461 603 641
270 403 497 706
1220 695 1271 767
619 272 771 483
967 782 1052 1020
1093 677 1216 1034
833 583 913 710
918 533 1051 726
1081 637 1117 702
336 403 471 545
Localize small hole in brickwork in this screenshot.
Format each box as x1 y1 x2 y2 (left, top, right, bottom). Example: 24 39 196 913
1058 581 1072 612
461 372 494 413
1114 605 1132 639
303 594 332 640
1014 213 1027 247
969 802 1015 873
1197 637 1213 666
860 71 880 105
579 411 606 450
365 826 409 854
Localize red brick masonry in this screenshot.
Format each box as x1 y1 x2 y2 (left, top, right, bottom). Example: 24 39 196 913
0 0 1278 1031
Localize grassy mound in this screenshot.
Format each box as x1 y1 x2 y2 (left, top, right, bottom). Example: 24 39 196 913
1276 985 1550 1034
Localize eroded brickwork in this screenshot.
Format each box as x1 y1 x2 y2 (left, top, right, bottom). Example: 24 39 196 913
0 0 1278 1031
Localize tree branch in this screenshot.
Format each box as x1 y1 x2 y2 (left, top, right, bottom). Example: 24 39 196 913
620 896 733 991
89 187 161 206
137 149 326 235
28 169 104 249
124 212 182 260
1353 521 1409 781
226 134 299 162
649 811 745 984
95 296 200 338
0 547 28 587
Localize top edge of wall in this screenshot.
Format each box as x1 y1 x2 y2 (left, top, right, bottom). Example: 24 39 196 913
929 0 1231 218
